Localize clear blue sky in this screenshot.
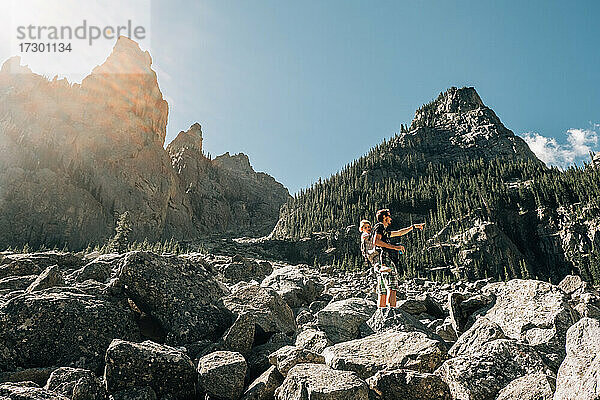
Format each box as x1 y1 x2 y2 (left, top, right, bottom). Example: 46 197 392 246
3 1 599 193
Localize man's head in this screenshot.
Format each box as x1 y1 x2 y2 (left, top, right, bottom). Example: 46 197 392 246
359 219 372 233
376 208 392 226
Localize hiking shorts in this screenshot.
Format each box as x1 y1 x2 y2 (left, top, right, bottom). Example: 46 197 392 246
380 267 399 292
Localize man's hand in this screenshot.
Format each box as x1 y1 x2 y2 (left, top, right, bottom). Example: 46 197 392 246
413 223 425 230
396 245 405 252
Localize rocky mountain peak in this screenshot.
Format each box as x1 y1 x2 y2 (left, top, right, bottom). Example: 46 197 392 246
166 123 204 154
87 36 153 76
213 152 253 174
398 86 539 164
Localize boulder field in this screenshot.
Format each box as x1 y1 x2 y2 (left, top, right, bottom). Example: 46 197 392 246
0 250 599 399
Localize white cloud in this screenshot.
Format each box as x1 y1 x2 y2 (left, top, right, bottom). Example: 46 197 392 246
521 128 598 168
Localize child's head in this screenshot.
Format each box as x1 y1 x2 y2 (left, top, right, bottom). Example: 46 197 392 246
359 219 372 233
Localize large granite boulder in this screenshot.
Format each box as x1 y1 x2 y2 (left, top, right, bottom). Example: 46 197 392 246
197 351 247 400
220 256 273 284
44 367 106 400
0 289 139 372
261 265 324 308
436 339 549 400
323 330 447 379
104 339 196 399
448 317 507 357
117 251 230 344
496 372 555 400
294 328 331 354
554 317 600 400
268 346 325 376
366 307 431 335
0 382 69 400
482 279 578 370
222 284 296 337
316 298 376 343
366 369 451 400
274 363 368 400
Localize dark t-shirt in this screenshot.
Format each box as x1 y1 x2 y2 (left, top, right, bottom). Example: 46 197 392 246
373 222 390 244
373 222 399 265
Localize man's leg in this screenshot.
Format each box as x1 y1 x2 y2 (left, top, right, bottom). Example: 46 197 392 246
387 264 399 308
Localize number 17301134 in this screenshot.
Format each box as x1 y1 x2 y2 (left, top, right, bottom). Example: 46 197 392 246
18 42 72 52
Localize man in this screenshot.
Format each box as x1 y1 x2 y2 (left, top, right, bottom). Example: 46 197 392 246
359 219 390 308
372 208 425 307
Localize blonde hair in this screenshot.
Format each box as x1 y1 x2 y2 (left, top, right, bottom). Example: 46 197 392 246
359 219 371 232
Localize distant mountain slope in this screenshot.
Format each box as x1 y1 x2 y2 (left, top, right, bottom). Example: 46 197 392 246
0 37 289 249
271 87 600 284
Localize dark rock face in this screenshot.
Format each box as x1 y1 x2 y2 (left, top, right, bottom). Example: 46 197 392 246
0 288 139 373
104 339 196 399
167 125 290 237
117 251 231 344
26 265 64 293
0 38 288 250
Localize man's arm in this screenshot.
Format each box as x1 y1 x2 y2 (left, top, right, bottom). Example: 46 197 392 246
373 233 402 251
390 223 425 237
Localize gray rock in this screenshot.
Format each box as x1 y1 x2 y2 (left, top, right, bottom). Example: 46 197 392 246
323 330 447 379
268 346 325 376
241 366 284 400
448 317 506 357
294 328 331 354
261 265 324 308
222 284 296 336
222 312 255 356
117 251 230 344
366 369 451 400
274 363 368 400
197 351 247 400
0 275 37 292
295 309 314 326
436 339 549 400
316 298 376 343
104 339 196 399
554 317 600 400
45 367 106 400
398 295 445 319
26 265 64 293
365 307 431 335
0 289 139 372
69 254 122 284
0 368 55 387
109 386 157 400
221 256 273 284
482 279 578 370
0 252 83 279
0 382 69 399
558 275 589 296
496 372 555 400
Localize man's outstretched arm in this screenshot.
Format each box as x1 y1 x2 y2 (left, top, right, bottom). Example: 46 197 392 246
390 223 425 237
